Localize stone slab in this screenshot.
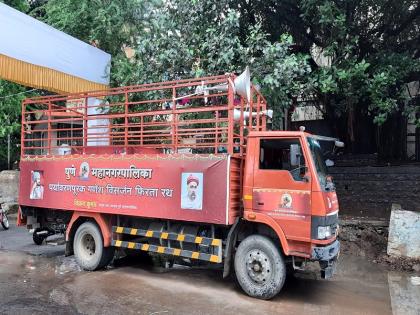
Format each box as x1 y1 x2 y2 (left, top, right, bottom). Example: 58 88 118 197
388 273 420 315
387 205 420 259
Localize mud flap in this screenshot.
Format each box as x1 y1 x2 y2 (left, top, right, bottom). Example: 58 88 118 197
312 240 340 279
223 218 240 278
65 241 73 256
320 260 337 279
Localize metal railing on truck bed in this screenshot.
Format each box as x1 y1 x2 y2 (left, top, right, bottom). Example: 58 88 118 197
21 74 268 157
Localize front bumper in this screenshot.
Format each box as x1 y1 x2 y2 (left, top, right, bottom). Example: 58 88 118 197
312 239 340 261
312 239 340 279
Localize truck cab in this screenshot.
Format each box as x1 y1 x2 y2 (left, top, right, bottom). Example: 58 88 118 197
242 131 339 278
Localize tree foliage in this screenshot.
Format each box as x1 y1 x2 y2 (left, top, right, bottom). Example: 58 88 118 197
1 0 419 163
111 0 310 128
0 79 39 168
243 0 419 155
302 0 419 156
38 0 419 135
37 0 155 58
35 0 311 128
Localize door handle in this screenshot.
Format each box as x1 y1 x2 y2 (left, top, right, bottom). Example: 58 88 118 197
257 202 264 206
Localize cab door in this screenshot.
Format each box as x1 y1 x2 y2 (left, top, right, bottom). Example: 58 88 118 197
252 137 312 240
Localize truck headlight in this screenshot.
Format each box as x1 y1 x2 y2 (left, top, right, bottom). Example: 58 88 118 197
318 226 332 239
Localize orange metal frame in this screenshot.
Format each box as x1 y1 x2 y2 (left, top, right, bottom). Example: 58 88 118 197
21 74 267 158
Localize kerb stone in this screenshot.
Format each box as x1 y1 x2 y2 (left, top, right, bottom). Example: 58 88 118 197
387 204 420 259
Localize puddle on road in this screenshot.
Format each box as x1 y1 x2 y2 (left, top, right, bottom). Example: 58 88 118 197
0 250 419 314
326 255 420 315
0 250 80 277
55 256 82 275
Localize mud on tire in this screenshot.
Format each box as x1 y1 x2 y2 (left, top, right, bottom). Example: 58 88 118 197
74 221 114 271
234 235 286 300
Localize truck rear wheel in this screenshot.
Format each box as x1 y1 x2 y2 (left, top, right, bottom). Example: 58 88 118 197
74 222 114 271
234 235 286 300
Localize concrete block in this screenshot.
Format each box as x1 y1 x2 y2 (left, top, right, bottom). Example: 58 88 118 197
0 170 19 202
387 204 420 259
388 273 420 315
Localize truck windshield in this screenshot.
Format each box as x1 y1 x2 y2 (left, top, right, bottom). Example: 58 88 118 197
307 137 329 190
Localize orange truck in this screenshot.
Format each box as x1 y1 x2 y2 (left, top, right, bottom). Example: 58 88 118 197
18 72 340 299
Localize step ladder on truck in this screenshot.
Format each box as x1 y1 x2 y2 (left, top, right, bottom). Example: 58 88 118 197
18 68 341 300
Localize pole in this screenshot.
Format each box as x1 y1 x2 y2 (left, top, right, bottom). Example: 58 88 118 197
7 133 10 170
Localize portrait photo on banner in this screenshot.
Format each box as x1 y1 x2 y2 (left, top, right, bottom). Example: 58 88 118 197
181 172 203 210
30 170 44 200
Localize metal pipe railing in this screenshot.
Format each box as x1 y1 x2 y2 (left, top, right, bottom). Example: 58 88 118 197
21 75 268 157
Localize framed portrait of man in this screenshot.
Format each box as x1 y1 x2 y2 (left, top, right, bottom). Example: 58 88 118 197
30 170 44 200
181 172 203 210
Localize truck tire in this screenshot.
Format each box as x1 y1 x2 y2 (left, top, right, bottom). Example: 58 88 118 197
74 222 114 271
234 235 286 300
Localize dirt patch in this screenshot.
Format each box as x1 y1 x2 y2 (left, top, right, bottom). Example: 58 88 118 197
339 218 420 272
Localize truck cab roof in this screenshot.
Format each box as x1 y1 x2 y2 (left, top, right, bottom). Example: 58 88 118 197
247 131 309 138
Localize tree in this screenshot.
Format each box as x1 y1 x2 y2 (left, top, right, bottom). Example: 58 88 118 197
34 0 311 128
2 0 419 162
299 0 420 157
234 0 419 159
37 0 176 93
0 80 39 169
1 0 29 12
112 0 311 128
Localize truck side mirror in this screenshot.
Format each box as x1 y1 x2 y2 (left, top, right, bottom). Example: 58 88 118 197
290 144 301 166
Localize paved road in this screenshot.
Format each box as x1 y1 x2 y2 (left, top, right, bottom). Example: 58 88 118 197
0 222 419 315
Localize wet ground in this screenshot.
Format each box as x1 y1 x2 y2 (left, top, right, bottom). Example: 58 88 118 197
1 223 419 315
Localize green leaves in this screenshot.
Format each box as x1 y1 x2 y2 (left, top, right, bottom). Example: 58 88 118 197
0 80 25 137
102 1 312 128
300 0 419 129
101 0 311 131
39 0 156 86
366 53 420 125
1 0 418 162
0 79 40 168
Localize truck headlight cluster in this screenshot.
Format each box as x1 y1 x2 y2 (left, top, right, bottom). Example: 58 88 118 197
317 226 332 239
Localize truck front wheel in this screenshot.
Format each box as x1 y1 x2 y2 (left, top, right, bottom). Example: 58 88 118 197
74 222 114 271
234 235 286 300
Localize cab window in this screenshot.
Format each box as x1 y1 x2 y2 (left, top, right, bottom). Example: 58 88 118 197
259 138 307 181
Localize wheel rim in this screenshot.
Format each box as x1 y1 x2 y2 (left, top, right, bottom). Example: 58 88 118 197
246 249 272 284
2 214 9 228
80 233 96 258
